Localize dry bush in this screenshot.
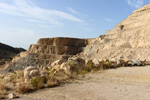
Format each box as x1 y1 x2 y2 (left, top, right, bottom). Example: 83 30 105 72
69 72 78 79
17 83 34 94
54 71 69 82
17 71 24 82
48 70 74 86
0 82 8 99
9 71 24 84
30 77 44 90
46 79 59 88
0 82 8 91
11 74 17 83
0 91 6 99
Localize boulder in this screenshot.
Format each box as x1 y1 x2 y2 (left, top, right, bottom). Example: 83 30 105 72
60 62 71 75
24 66 40 83
128 60 134 66
8 93 17 99
92 58 100 67
134 60 141 66
51 62 71 75
29 70 40 77
128 60 141 66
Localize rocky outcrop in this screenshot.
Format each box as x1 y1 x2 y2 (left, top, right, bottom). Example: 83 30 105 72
82 4 150 62
6 37 88 71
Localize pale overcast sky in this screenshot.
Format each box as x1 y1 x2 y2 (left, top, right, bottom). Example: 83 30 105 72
0 0 149 49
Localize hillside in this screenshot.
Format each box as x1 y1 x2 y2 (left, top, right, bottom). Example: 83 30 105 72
82 4 150 61
0 42 26 61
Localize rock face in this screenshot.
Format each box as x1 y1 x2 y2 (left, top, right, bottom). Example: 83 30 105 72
82 4 150 61
6 37 88 71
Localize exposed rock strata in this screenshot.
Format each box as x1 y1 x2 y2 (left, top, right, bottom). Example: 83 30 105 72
82 4 150 61
6 37 88 71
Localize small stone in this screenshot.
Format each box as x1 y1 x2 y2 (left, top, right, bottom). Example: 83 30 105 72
8 93 16 99
92 58 100 67
114 87 117 89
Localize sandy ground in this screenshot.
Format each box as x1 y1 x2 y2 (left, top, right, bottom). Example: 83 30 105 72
9 66 150 100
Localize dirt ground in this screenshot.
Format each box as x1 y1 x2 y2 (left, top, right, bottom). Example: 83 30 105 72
9 66 150 100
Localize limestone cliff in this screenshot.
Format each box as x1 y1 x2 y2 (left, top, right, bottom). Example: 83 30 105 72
83 4 150 61
6 37 88 71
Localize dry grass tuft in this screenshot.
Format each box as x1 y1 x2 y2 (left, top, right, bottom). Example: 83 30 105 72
17 83 34 94
0 82 8 99
0 82 8 91
46 79 59 87
30 77 44 90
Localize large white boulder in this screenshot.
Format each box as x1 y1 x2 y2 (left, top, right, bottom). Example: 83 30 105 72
24 66 40 83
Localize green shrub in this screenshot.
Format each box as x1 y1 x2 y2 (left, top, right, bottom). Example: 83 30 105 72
68 61 74 67
30 77 44 89
84 61 95 72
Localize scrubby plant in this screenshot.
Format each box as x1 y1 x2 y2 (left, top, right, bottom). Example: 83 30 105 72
54 70 69 83
0 82 8 99
17 83 34 94
69 72 78 79
0 91 7 99
17 71 24 82
40 65 44 70
46 79 59 88
30 77 44 89
0 82 8 91
49 69 55 77
101 60 112 69
68 60 74 67
11 74 17 83
84 61 95 72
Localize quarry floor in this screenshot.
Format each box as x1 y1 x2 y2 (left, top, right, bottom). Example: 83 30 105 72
13 66 150 100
